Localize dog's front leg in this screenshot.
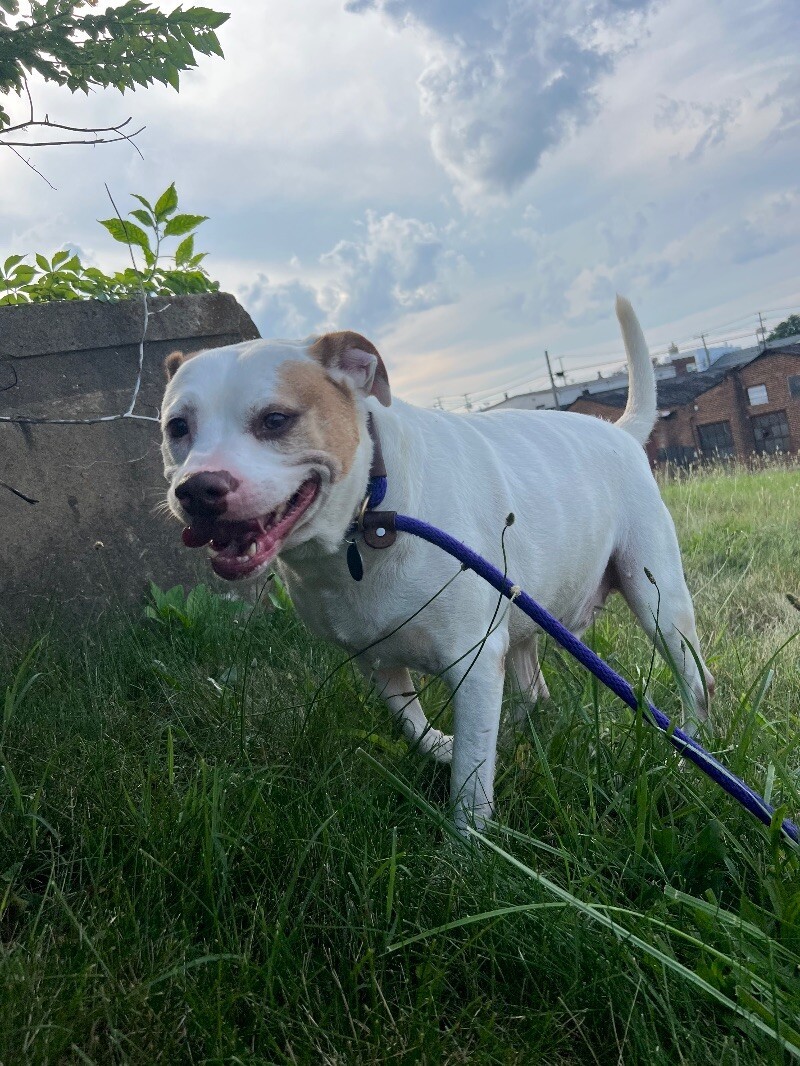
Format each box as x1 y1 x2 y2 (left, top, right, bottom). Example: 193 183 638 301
448 634 508 834
366 666 453 764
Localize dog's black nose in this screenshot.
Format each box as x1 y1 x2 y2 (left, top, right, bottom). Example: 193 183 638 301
175 470 240 517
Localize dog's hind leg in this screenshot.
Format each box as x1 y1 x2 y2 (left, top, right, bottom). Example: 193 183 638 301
616 531 714 733
370 667 453 764
508 637 549 727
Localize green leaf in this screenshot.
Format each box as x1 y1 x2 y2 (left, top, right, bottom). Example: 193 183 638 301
174 234 194 266
153 182 179 222
131 194 154 212
51 250 70 267
11 265 36 283
130 208 155 228
185 9 230 29
98 218 152 253
164 213 208 237
3 254 24 273
202 31 225 59
35 253 50 272
164 63 181 91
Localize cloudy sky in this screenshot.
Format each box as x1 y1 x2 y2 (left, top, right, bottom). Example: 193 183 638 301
1 0 799 406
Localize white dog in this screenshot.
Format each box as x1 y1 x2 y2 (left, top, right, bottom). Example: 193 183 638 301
160 297 713 832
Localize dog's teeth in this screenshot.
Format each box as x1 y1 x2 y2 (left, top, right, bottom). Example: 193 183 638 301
246 542 257 558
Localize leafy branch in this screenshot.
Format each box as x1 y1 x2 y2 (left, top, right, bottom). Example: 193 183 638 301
0 1 229 165
0 180 218 304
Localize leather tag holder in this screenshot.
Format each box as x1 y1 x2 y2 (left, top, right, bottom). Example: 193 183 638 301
362 510 397 549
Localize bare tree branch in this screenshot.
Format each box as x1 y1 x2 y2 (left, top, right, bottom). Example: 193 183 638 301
0 115 145 169
105 183 150 418
23 77 34 126
0 412 158 425
0 480 39 505
1 116 141 137
5 144 58 190
2 131 145 149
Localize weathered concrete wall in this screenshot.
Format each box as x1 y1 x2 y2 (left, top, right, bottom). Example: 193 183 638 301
0 293 259 632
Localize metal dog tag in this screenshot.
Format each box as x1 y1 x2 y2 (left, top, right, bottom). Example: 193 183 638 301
346 539 364 581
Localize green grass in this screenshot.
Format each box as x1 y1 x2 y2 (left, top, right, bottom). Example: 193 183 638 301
2 463 800 1064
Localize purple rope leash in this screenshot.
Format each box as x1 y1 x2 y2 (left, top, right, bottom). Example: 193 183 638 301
390 512 799 846
368 475 388 508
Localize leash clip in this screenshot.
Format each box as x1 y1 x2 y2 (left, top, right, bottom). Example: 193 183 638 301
356 485 397 549
356 490 371 533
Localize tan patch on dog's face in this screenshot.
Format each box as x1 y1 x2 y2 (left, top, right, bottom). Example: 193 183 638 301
276 359 360 477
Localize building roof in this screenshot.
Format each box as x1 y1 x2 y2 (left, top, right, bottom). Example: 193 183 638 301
709 333 800 369
567 342 800 412
709 345 763 370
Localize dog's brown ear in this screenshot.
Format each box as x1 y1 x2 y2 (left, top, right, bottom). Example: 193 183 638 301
309 331 391 407
164 350 185 380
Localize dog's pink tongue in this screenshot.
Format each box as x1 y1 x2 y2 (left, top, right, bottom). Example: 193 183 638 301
182 526 211 548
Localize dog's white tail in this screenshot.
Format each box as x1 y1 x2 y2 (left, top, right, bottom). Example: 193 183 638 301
614 295 657 445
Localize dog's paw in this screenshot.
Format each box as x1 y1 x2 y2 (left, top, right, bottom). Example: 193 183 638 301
422 730 453 764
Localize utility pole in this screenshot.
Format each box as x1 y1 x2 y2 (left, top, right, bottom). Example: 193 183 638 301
544 349 560 409
695 333 710 368
757 312 767 347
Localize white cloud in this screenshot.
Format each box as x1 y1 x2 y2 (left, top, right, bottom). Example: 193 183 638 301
654 96 743 163
346 0 656 202
320 210 463 330
235 209 465 339
241 275 329 338
759 68 800 148
599 209 650 266
715 187 800 265
496 249 575 325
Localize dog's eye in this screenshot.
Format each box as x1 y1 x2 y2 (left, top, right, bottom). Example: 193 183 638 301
166 417 190 441
258 411 296 437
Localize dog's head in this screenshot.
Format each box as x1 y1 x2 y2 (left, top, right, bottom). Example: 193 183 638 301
160 331 390 581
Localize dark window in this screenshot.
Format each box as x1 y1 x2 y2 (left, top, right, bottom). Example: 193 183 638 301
752 410 790 455
657 444 697 466
789 374 800 399
697 420 734 459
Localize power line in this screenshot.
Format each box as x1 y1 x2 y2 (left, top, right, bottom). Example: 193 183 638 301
434 304 800 412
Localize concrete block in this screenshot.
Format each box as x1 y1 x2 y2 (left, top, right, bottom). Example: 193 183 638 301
0 292 260 633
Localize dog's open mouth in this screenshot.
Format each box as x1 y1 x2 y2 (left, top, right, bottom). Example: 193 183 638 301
180 476 320 580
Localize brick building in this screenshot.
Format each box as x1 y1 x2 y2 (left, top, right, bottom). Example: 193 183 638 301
566 343 800 465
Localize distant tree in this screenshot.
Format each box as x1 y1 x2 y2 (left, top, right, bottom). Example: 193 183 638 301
767 313 800 342
0 1 228 175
